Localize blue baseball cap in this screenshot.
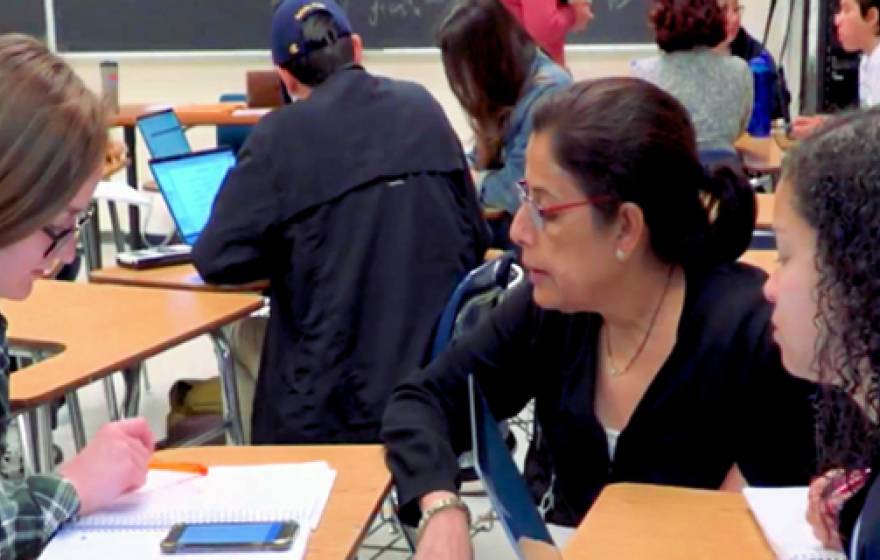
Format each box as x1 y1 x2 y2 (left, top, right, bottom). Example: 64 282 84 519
271 0 353 66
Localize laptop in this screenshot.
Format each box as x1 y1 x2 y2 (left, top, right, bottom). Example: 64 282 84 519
136 108 192 159
468 375 563 560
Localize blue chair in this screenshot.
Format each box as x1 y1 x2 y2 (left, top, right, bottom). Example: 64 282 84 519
217 93 252 155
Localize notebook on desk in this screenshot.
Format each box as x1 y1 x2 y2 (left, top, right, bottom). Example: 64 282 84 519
469 375 562 560
136 108 192 159
744 486 848 560
41 462 336 559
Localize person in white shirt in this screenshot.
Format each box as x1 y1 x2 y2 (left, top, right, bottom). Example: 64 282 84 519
792 0 880 138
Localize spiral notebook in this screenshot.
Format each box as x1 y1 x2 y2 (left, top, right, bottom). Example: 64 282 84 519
743 486 848 560
41 462 336 559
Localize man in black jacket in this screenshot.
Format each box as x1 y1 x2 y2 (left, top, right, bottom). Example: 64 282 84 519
717 0 792 122
193 0 489 444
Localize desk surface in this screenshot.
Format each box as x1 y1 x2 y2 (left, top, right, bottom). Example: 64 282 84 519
563 483 774 560
735 135 784 174
90 264 269 293
2 280 262 407
152 445 390 560
110 103 268 127
755 193 774 230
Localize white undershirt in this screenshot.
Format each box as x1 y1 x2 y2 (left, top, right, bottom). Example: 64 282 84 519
859 42 880 107
605 426 621 460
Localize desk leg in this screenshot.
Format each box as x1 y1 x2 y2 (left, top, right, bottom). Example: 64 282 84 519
122 365 142 418
103 376 121 422
107 201 127 253
65 391 87 453
30 406 54 474
82 200 102 271
16 415 36 476
123 125 146 250
211 330 244 445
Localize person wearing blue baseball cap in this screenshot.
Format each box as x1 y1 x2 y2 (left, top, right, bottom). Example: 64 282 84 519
193 0 489 445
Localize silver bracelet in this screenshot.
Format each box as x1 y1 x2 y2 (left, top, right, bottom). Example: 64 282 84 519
416 495 471 541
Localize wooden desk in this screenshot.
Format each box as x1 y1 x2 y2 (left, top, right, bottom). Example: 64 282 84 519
735 135 784 175
90 264 269 292
755 193 774 230
110 102 268 128
563 483 774 560
152 445 391 560
2 280 262 470
740 250 775 274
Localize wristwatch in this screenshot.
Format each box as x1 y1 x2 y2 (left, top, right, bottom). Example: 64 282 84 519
417 495 471 541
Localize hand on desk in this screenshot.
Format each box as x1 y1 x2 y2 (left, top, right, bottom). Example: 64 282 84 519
415 491 473 560
58 418 155 515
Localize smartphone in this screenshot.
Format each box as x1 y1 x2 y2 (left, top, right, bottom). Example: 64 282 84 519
160 520 298 553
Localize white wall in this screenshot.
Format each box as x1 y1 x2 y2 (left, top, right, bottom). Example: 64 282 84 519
63 0 783 235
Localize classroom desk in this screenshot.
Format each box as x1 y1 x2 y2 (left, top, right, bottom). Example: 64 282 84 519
740 249 775 274
755 193 774 230
735 134 784 175
152 445 391 560
563 483 774 560
90 264 269 292
2 280 262 471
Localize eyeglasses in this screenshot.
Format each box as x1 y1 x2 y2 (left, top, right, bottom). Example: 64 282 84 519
516 179 610 231
41 206 94 259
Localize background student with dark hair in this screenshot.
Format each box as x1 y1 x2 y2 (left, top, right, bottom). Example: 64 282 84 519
382 78 821 559
193 0 488 444
792 0 880 138
632 0 752 157
715 0 791 122
0 33 154 559
439 0 571 218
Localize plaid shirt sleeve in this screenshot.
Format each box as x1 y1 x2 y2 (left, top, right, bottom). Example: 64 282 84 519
0 314 80 558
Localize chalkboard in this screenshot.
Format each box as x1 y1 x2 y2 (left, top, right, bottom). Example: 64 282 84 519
0 0 47 42
53 0 651 52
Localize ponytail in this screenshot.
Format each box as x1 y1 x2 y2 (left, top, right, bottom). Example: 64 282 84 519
696 165 756 268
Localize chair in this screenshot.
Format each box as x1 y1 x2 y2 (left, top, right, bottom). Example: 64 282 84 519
217 93 253 155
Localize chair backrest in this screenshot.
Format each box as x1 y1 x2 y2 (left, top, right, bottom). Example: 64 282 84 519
216 93 253 155
431 251 524 360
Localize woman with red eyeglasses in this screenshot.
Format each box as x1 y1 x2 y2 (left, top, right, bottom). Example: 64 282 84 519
0 34 154 559
382 78 823 559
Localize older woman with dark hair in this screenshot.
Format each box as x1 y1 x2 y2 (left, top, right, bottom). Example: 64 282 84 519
382 78 820 559
632 0 752 156
765 108 880 559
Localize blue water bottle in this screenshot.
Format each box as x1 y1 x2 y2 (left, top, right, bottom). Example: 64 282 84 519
747 53 773 137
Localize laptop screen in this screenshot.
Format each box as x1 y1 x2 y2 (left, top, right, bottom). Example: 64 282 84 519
137 109 192 159
149 148 236 246
469 376 558 559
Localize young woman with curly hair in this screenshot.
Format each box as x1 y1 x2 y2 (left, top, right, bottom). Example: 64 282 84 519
765 108 880 558
632 0 752 157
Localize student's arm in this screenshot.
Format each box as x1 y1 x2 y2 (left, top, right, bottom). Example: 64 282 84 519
0 475 80 558
381 283 542 526
192 129 279 285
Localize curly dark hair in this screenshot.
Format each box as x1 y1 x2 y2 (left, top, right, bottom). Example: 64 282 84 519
649 0 726 52
783 108 880 472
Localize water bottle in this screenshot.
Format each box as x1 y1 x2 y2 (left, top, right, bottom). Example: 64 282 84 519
747 53 773 137
99 60 119 113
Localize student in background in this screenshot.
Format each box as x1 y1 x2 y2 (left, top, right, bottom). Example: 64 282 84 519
0 33 154 559
792 0 880 138
193 0 488 444
499 0 594 66
382 78 821 559
765 108 880 559
440 0 571 218
715 0 791 122
632 0 752 157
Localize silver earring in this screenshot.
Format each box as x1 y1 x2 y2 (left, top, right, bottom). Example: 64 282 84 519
615 249 626 261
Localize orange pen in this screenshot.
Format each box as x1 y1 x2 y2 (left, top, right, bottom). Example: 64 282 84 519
148 460 209 476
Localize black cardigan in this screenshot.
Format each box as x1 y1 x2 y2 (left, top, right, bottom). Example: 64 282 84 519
382 263 819 526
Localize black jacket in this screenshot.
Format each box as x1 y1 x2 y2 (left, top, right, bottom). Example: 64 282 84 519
729 28 792 121
382 263 820 526
193 66 489 444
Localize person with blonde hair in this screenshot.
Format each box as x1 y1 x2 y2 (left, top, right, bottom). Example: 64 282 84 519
0 33 154 558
